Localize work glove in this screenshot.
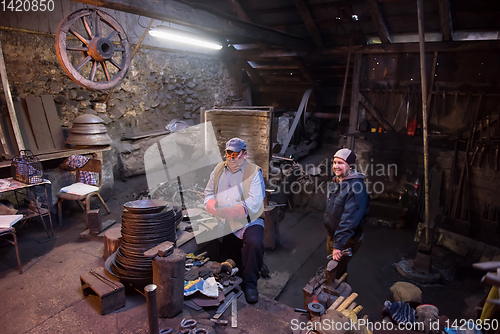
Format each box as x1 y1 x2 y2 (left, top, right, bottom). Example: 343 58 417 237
206 199 219 216
415 304 439 334
219 204 247 221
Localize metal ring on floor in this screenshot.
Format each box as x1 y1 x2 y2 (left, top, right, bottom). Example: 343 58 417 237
159 328 173 334
180 318 197 330
191 329 208 334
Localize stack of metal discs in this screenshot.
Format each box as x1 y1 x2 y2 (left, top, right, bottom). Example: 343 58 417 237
110 199 182 281
66 114 112 146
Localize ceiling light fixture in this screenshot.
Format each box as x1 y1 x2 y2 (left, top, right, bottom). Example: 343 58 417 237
149 26 223 50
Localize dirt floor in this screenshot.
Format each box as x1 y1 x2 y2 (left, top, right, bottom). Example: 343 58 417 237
0 164 491 333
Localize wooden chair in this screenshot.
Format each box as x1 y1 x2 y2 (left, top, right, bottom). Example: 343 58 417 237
0 215 24 274
57 159 110 226
0 228 22 273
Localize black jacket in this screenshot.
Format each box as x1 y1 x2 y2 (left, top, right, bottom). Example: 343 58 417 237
324 170 369 250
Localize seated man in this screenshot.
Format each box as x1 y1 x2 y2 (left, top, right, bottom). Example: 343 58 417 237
204 137 265 304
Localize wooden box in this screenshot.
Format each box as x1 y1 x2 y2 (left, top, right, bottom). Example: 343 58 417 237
205 106 273 179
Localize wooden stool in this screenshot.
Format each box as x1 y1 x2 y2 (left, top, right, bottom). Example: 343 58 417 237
80 270 125 315
103 227 121 260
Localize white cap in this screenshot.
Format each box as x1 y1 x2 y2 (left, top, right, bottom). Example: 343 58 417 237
334 148 356 165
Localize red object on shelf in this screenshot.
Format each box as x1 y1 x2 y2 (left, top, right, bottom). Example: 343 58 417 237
407 116 417 136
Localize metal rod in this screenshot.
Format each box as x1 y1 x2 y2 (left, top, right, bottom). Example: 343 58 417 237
177 176 186 211
144 284 159 334
89 269 120 289
417 0 430 246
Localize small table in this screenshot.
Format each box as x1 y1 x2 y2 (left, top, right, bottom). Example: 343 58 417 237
0 178 54 238
0 214 24 273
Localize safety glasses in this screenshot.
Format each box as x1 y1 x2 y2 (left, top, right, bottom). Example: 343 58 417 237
225 151 241 159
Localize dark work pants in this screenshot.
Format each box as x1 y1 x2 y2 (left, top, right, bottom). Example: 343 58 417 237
327 234 363 279
218 225 264 288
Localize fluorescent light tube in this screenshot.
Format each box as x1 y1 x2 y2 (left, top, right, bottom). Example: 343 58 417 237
149 27 223 50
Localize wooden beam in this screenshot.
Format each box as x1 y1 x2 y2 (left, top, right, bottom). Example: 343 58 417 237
250 64 299 70
228 0 251 22
365 0 392 44
359 92 397 133
293 0 324 48
417 0 430 245
72 0 312 49
230 40 500 59
294 58 316 85
257 84 312 93
437 0 453 41
240 60 267 86
347 53 362 149
0 36 24 153
227 0 269 50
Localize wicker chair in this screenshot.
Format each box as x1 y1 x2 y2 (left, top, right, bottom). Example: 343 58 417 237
56 159 110 226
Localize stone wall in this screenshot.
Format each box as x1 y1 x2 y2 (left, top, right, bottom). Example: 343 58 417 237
0 30 243 179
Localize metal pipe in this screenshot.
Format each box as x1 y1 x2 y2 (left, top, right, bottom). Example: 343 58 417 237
144 284 159 334
417 0 430 246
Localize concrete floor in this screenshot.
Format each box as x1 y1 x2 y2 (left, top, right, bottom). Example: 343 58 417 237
0 170 489 334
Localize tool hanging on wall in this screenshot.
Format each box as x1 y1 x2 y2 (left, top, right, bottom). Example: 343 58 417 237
55 8 131 90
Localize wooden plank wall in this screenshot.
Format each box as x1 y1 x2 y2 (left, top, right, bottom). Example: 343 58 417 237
25 96 56 153
13 98 39 154
205 107 273 179
41 95 65 150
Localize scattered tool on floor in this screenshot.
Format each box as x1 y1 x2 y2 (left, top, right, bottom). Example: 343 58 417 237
231 298 238 328
212 289 243 320
210 319 228 326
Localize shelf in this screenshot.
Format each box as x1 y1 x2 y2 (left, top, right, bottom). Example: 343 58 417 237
0 146 111 169
18 207 50 220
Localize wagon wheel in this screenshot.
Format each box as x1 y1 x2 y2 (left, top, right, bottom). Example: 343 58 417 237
55 8 131 90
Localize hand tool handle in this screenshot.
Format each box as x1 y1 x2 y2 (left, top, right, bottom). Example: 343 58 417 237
336 293 358 312
333 272 348 288
473 261 500 271
327 296 344 312
482 272 500 287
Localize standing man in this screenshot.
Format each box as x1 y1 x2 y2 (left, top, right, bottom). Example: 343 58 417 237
324 148 369 278
204 138 266 304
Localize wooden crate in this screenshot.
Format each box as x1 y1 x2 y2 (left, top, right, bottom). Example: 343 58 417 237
205 106 273 179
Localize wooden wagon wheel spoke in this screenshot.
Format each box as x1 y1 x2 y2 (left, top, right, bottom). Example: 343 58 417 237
75 55 92 71
106 31 118 40
66 46 89 52
109 59 122 71
89 60 97 81
101 62 110 81
94 11 101 37
69 28 89 45
82 16 93 39
55 8 131 90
